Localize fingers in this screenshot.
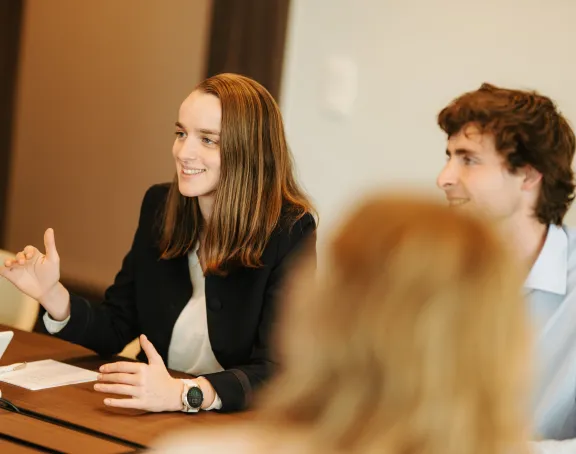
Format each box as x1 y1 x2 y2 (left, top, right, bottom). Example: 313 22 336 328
0 260 17 277
23 245 37 259
98 372 141 386
94 383 140 397
44 228 60 263
15 251 26 264
139 335 164 366
100 361 143 374
14 250 32 265
3 246 40 267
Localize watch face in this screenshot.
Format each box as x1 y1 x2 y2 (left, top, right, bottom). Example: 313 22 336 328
186 386 203 409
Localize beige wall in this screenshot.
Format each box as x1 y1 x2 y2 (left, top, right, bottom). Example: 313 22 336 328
282 0 576 240
7 0 212 290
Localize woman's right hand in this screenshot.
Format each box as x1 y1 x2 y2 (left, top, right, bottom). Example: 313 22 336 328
0 228 70 321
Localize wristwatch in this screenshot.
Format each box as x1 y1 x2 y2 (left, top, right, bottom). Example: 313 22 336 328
181 379 203 413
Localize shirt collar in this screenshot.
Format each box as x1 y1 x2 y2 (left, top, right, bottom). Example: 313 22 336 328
524 225 568 295
187 242 201 264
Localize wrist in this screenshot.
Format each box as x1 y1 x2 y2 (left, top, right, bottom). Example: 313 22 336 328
171 378 185 412
195 376 216 410
179 377 216 411
40 283 70 321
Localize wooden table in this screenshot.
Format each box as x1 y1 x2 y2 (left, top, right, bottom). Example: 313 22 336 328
0 412 134 453
0 437 52 454
0 325 249 452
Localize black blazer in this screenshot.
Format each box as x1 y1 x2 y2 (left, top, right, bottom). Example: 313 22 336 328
49 183 316 411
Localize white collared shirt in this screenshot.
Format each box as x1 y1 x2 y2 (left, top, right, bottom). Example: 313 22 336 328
526 225 576 442
167 244 224 376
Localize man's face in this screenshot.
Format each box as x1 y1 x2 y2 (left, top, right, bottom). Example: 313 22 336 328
437 124 526 223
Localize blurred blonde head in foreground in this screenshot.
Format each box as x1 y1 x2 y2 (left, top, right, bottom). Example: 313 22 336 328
155 195 531 454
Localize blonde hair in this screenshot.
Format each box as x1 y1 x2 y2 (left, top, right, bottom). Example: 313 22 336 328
257 195 531 454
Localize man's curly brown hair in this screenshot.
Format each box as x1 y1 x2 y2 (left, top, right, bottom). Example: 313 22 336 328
438 83 575 225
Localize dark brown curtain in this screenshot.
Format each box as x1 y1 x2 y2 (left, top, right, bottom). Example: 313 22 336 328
0 0 24 246
205 0 291 102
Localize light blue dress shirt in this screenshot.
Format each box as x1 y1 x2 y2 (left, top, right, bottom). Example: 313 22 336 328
527 225 576 441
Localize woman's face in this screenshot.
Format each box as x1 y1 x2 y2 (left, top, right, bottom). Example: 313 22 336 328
172 90 222 199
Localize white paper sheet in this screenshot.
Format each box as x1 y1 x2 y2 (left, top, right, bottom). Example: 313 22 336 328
0 359 98 390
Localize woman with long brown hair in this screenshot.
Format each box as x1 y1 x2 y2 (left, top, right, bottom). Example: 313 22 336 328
157 195 531 453
1 73 316 413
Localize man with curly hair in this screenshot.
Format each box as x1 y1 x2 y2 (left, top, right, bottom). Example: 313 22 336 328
437 83 576 451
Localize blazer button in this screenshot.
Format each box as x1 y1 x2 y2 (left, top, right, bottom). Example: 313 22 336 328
208 297 223 311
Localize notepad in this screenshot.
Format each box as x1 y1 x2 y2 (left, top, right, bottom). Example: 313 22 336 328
0 359 98 390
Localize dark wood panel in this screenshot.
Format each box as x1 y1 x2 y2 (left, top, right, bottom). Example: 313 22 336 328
206 0 291 101
0 0 24 246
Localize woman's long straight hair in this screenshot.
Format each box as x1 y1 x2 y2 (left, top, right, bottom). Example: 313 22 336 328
160 73 316 274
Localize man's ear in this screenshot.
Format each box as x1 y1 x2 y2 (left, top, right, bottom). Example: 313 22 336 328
520 165 542 191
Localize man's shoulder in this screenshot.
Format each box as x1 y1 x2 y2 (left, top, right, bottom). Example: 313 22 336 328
559 226 576 294
562 225 576 260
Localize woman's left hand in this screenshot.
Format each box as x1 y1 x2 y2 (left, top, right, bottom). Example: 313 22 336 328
94 334 183 412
